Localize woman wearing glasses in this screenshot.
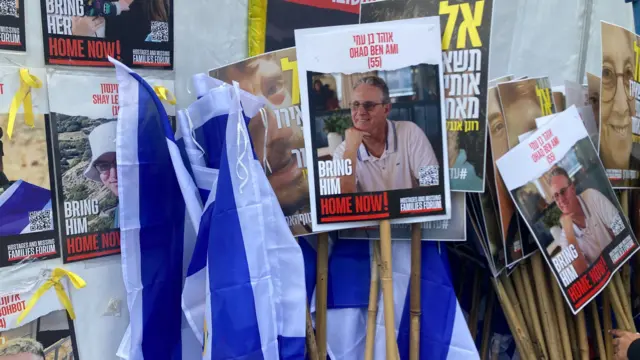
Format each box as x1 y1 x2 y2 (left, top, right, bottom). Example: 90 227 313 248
84 121 119 228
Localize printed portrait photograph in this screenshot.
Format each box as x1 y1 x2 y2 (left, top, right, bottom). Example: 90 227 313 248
210 48 312 235
308 65 445 195
0 310 77 360
54 114 119 234
0 114 55 237
599 22 640 187
511 136 631 277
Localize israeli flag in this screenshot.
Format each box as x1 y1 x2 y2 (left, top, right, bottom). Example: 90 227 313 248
203 82 306 359
0 180 53 236
111 57 200 360
305 239 479 360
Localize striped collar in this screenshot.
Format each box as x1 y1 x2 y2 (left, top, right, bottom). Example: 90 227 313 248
356 120 398 162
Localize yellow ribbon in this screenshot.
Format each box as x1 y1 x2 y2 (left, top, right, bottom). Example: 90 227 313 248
6 68 43 139
16 268 87 325
153 85 177 105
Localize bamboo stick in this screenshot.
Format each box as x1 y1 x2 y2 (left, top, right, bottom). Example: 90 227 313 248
521 261 549 359
379 220 398 360
480 289 495 360
512 267 538 351
316 233 329 360
590 302 606 360
306 306 319 360
565 309 579 360
576 310 589 360
410 223 421 360
492 277 536 360
549 271 572 360
614 273 635 332
469 270 482 339
502 272 528 335
364 243 381 360
607 282 633 331
603 292 613 360
531 253 562 360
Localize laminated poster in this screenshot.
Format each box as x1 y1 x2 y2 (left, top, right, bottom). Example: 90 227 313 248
0 272 78 359
0 67 59 268
48 72 175 263
497 107 640 313
599 22 640 188
361 0 494 192
209 48 313 236
0 0 25 51
295 17 451 232
264 0 359 52
40 0 173 69
339 192 465 241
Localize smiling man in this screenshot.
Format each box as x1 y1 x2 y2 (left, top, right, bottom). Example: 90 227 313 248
332 75 439 193
548 166 619 265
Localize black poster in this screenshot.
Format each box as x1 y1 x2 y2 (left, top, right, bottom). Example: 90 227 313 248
40 0 173 69
0 0 25 51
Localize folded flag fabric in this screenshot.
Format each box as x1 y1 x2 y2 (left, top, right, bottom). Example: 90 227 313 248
112 57 199 360
305 239 479 360
0 180 53 236
203 82 306 360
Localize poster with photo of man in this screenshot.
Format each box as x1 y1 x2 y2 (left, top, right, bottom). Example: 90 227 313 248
497 107 640 313
48 72 175 262
0 67 59 268
599 22 640 188
360 0 493 192
296 17 450 232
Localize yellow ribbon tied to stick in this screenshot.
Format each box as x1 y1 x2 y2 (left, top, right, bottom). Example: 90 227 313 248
7 68 43 139
153 85 177 105
16 268 87 325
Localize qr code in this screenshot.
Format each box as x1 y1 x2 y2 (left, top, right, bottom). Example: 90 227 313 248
610 213 625 236
419 165 439 186
0 0 17 16
29 210 53 232
150 21 169 42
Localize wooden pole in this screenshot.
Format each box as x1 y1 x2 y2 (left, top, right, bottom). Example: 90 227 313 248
575 310 589 360
549 271 572 360
316 233 329 360
365 243 381 360
590 302 606 360
603 292 613 359
614 273 635 332
379 220 399 360
565 309 579 359
306 306 319 360
492 277 536 360
607 282 633 331
410 223 421 360
531 253 562 360
480 289 495 360
521 261 549 359
512 267 539 353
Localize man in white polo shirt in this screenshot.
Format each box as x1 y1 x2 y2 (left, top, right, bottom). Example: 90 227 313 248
332 75 439 193
549 166 621 265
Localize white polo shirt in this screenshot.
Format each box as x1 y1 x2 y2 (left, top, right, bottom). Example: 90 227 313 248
332 120 439 192
559 188 619 264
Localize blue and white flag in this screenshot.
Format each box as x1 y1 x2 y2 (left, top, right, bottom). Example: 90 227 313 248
111 57 200 360
304 239 479 360
0 180 52 236
203 82 306 359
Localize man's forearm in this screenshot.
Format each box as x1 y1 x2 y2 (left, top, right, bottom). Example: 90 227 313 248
339 150 358 194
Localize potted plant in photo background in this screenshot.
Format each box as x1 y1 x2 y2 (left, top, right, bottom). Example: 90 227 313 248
323 112 351 154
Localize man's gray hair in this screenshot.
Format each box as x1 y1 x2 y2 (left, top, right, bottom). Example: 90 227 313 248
548 166 572 185
0 338 45 359
353 76 391 103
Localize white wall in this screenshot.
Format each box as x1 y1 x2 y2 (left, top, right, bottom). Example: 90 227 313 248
0 0 635 359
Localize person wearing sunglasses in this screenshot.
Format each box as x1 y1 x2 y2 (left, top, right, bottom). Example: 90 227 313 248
600 24 638 186
84 121 119 228
332 75 438 193
548 166 619 265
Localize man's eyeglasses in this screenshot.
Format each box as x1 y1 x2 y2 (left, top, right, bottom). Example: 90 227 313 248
350 101 385 112
601 63 634 103
94 160 116 174
552 185 572 201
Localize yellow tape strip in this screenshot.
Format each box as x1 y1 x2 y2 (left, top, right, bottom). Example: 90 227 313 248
17 268 87 325
7 69 43 139
153 85 177 105
248 0 268 57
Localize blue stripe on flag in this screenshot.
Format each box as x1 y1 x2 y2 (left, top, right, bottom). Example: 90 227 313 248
327 239 371 309
131 72 185 359
207 139 263 359
0 180 51 236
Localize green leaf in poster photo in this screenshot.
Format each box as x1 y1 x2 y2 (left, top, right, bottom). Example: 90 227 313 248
323 112 351 137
